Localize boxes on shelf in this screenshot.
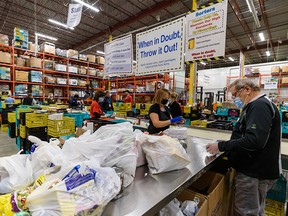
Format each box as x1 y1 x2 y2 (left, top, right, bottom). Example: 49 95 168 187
146 81 156 92
78 80 87 86
79 67 87 75
0 67 11 80
79 54 87 61
189 171 225 216
16 57 26 67
29 70 42 83
44 59 55 70
29 57 41 68
0 51 11 64
97 70 104 77
0 34 9 45
54 88 63 97
40 42 55 55
96 56 105 64
56 48 67 57
68 66 78 74
28 42 37 52
282 77 288 84
13 40 28 49
55 63 67 72
15 70 29 82
69 79 78 86
31 85 43 97
56 78 67 85
67 49 78 59
87 68 96 76
271 66 281 73
282 65 288 73
87 54 96 62
15 84 28 96
45 76 56 84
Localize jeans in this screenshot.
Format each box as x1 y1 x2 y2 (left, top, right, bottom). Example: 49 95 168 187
234 172 276 216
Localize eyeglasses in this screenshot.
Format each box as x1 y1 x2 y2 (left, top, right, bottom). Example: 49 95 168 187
231 87 244 99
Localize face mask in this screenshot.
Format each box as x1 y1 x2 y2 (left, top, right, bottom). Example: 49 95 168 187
161 99 169 105
99 97 104 102
234 97 244 108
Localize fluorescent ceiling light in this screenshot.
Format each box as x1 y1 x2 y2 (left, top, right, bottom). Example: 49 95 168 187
48 19 74 30
200 62 206 65
266 51 271 56
246 0 252 12
96 50 105 55
35 33 57 41
228 57 235 62
74 0 99 12
259 32 265 41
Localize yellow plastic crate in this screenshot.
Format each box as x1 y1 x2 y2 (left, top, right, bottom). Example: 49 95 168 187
84 106 91 111
126 103 132 111
25 113 48 128
17 108 33 119
2 102 6 109
8 112 16 123
1 124 8 132
20 125 26 138
184 106 191 114
140 110 149 115
56 104 69 109
145 103 152 111
265 199 285 216
118 103 127 111
48 117 75 137
136 103 141 109
191 120 210 128
15 99 21 104
115 111 127 117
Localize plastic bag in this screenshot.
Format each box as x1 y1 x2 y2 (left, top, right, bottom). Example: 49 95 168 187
163 127 187 140
142 135 191 174
0 154 34 193
159 198 184 216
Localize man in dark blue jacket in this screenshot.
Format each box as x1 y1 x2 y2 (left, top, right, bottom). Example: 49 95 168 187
206 78 281 216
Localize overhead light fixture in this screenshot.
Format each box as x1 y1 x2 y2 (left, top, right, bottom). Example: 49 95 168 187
133 60 137 63
74 0 99 12
200 62 206 65
259 32 265 41
245 0 261 28
266 51 271 56
48 19 74 30
96 50 105 55
35 33 57 41
228 57 235 62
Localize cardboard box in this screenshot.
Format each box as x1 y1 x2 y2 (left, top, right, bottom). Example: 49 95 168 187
78 80 87 86
0 67 10 80
16 57 25 66
67 49 78 59
177 189 208 216
28 42 37 52
282 77 288 84
15 70 29 82
68 66 78 74
271 66 280 73
0 51 11 64
30 71 42 83
88 68 96 76
45 76 56 84
57 78 67 85
79 67 87 75
79 54 87 61
55 63 67 72
69 79 78 86
96 56 105 65
282 65 288 73
189 171 225 216
44 59 55 70
29 57 41 68
222 168 236 216
87 54 96 62
40 42 55 55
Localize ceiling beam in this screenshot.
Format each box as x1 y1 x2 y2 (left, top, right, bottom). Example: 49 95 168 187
258 0 276 61
72 0 182 49
228 0 264 62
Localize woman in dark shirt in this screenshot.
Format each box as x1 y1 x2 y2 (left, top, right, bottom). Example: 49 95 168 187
148 88 183 134
169 92 183 118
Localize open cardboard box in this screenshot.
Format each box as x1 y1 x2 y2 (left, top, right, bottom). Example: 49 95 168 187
177 189 208 216
189 171 225 216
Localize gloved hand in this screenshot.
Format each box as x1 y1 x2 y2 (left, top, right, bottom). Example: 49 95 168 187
170 116 182 124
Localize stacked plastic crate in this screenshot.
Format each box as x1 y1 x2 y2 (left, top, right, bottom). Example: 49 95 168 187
13 27 28 49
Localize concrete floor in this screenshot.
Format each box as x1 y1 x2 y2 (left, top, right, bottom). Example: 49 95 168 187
0 131 18 157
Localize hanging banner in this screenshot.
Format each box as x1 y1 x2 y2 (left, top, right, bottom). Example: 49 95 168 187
67 4 83 28
239 51 245 77
185 1 228 62
136 17 185 76
104 34 133 76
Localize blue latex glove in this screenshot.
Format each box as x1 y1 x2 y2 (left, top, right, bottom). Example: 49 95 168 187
170 116 182 124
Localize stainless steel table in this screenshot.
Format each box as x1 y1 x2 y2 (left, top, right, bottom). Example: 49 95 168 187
102 136 220 216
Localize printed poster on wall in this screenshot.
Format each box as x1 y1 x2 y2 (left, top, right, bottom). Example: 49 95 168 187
67 4 83 28
104 34 133 76
185 1 228 62
136 17 185 76
264 80 278 89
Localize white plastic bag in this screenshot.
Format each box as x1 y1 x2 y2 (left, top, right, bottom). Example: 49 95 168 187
159 198 184 216
142 135 191 174
0 154 34 193
163 127 187 140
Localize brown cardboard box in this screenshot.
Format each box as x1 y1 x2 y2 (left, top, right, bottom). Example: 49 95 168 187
79 67 87 75
96 56 105 65
282 65 288 73
282 77 288 84
177 189 208 216
67 49 79 59
16 57 25 67
45 76 56 84
28 42 36 52
40 42 55 55
189 171 225 216
222 168 236 216
88 68 97 76
271 66 280 73
29 57 42 68
15 70 29 81
78 80 87 86
87 54 96 62
0 51 11 64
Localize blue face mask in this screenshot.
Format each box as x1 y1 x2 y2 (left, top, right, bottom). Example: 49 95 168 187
234 97 244 108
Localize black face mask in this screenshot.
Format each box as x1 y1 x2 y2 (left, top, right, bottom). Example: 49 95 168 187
161 99 169 105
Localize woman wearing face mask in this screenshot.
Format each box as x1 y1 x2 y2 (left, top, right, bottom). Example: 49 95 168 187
90 91 105 118
101 91 114 112
148 88 184 134
169 92 183 118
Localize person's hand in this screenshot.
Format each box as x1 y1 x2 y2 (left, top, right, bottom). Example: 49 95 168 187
206 143 220 155
170 116 182 124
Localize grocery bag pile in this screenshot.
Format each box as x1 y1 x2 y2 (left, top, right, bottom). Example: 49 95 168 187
0 122 191 215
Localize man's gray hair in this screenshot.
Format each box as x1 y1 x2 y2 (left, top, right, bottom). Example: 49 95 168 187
229 78 260 92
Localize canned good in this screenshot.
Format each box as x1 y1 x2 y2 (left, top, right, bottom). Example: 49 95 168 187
113 166 124 199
